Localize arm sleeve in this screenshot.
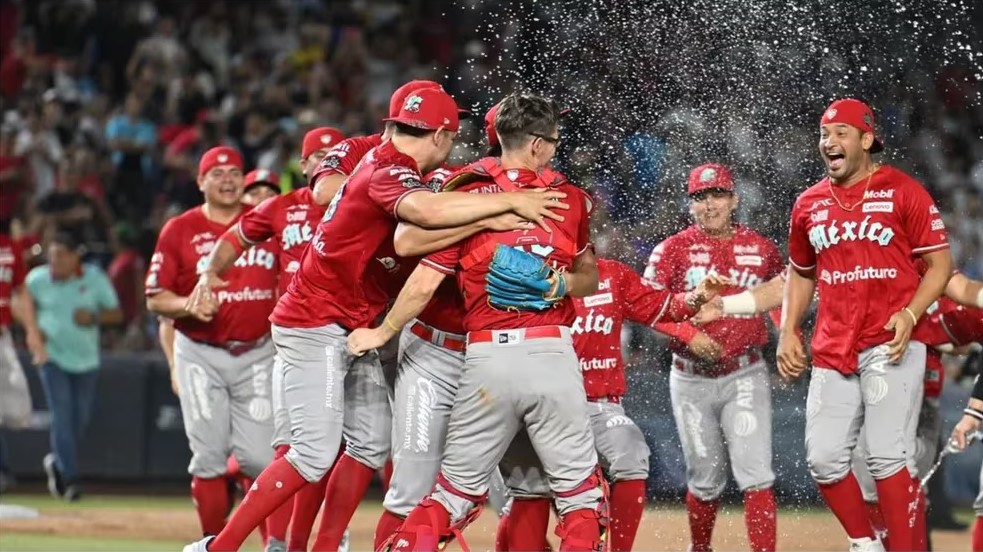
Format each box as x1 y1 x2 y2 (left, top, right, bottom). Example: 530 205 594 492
619 262 672 326
237 197 278 245
904 183 950 255
787 199 816 272
95 268 121 309
642 239 673 288
653 320 700 343
367 165 431 219
310 139 363 181
420 244 462 276
145 220 182 296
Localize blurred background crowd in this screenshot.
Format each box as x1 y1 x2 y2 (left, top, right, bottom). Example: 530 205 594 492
1 0 980 357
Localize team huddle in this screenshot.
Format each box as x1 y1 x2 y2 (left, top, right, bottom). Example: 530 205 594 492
140 80 983 552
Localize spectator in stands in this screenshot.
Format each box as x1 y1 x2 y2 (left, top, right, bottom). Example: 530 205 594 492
25 232 122 501
0 125 28 224
105 94 157 221
14 104 63 200
106 222 146 350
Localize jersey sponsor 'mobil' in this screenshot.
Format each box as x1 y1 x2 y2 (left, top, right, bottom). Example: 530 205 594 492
788 165 949 373
146 206 279 343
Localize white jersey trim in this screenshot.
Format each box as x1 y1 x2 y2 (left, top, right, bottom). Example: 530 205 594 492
236 222 262 246
911 242 950 254
420 258 456 275
788 257 816 271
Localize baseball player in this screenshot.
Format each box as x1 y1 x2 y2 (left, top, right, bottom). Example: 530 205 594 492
146 146 280 542
242 170 282 207
353 93 726 552
185 86 567 552
0 226 38 480
778 98 952 552
491 257 731 552
949 370 983 552
642 163 783 552
188 127 347 552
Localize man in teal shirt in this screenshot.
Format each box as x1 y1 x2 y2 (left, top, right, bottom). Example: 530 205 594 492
26 233 122 501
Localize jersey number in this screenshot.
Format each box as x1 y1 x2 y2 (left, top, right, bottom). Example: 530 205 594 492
321 181 348 223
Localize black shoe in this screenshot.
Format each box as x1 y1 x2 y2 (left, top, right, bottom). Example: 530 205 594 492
63 484 82 502
43 453 66 498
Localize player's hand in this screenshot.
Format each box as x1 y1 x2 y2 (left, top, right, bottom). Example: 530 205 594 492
777 329 808 381
948 414 981 451
883 309 916 363
26 329 48 366
347 327 390 357
73 308 97 327
688 332 722 362
485 212 536 232
692 296 724 325
187 272 227 322
506 189 569 233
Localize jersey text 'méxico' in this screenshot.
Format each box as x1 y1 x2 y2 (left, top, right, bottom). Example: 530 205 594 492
645 225 783 362
237 187 325 292
574 259 676 399
788 165 949 374
271 141 430 330
146 206 278 343
423 164 591 331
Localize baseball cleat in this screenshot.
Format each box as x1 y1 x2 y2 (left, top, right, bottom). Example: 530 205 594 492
847 536 885 552
42 453 65 498
265 537 287 552
338 529 351 552
182 535 215 552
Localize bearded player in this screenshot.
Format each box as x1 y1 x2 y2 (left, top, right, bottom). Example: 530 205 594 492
779 98 952 552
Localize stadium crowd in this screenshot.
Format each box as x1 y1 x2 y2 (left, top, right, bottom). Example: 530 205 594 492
0 0 980 348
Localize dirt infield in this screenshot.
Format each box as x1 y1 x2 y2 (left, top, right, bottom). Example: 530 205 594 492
1 499 973 551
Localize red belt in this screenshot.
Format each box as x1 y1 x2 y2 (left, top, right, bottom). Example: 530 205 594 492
468 325 564 344
409 320 467 353
587 395 621 404
673 349 762 377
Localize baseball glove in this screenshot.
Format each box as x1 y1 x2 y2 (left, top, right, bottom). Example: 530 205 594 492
486 244 566 311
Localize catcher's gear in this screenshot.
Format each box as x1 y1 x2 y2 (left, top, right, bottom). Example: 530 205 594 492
486 245 566 311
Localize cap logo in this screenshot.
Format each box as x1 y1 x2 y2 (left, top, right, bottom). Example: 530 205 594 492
443 117 450 125
863 113 873 127
507 169 519 181
257 170 269 180
404 94 423 113
700 168 716 182
320 134 332 144
825 108 837 120
217 153 228 163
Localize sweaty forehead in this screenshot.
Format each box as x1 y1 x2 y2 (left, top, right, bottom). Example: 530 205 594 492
207 164 243 175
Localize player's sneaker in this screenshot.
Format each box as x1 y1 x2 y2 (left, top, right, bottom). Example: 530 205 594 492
182 535 215 552
42 453 65 498
265 537 287 552
848 537 886 552
339 529 351 552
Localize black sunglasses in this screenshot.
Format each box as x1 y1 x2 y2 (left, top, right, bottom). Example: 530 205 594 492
529 132 560 146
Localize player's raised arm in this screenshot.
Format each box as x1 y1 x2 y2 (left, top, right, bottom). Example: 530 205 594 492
396 185 568 231
393 214 534 257
945 272 983 308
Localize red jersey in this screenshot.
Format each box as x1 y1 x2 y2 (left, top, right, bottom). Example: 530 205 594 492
644 224 783 362
574 259 676 400
422 161 592 332
309 134 384 183
271 141 431 330
236 187 325 286
413 166 466 334
788 165 949 374
146 206 279 343
0 232 26 328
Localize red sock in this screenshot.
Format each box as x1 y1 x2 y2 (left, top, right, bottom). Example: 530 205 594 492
744 488 777 552
265 445 293 542
874 470 917 551
375 509 406 550
911 486 927 552
609 480 645 552
506 498 552 551
496 509 511 551
381 458 394 493
191 476 231 536
288 477 327 551
310 454 376 550
973 516 983 552
685 491 720 552
865 501 888 548
209 457 308 552
817 473 874 539
226 455 241 478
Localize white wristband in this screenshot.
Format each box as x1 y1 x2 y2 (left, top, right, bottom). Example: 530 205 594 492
976 287 983 308
722 291 757 315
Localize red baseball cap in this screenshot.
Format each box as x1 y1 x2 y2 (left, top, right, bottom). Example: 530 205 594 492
243 169 280 193
820 98 884 153
389 80 443 118
687 163 735 196
484 103 501 147
384 87 461 132
302 127 345 159
198 146 243 177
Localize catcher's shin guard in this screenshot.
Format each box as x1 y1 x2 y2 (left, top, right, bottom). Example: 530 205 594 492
380 499 484 552
553 467 610 552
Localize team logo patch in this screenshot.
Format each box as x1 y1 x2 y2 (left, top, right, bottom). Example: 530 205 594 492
507 169 519 181
403 95 423 113
699 168 716 182
825 108 837 120
320 134 332 144
218 153 228 163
